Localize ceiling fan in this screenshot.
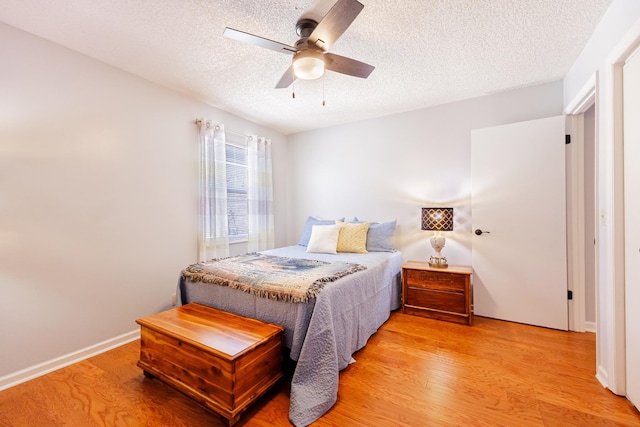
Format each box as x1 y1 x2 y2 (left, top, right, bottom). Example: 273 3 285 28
223 0 375 89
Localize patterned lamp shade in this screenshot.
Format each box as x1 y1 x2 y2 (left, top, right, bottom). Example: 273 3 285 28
421 208 454 231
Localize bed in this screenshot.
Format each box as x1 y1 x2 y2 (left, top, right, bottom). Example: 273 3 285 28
178 244 402 426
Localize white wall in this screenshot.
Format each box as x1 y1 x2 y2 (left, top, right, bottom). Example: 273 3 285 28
563 0 640 394
0 23 289 382
287 81 563 264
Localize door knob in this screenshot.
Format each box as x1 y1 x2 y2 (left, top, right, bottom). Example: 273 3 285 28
474 229 490 235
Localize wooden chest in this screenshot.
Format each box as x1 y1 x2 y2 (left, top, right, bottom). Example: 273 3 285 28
136 303 284 426
402 261 473 325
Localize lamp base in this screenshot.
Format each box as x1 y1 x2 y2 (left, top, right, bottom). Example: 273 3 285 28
428 256 448 268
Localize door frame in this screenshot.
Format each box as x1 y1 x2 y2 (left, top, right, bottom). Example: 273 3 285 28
600 16 640 396
622 42 640 409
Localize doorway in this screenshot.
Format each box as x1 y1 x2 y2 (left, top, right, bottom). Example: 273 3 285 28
583 104 597 332
565 76 597 334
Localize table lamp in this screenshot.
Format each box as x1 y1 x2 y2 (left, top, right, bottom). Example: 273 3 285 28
421 207 454 268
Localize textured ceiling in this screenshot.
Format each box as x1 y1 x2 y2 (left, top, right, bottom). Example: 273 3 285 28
1 0 612 135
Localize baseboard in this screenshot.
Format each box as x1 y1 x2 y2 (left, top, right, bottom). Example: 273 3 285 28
596 364 609 389
585 321 597 333
0 329 140 391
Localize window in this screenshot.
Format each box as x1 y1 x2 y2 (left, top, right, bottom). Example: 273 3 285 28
225 140 248 241
198 121 274 260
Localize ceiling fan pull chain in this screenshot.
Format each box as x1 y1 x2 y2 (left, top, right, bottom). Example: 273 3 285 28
322 77 326 106
292 80 296 99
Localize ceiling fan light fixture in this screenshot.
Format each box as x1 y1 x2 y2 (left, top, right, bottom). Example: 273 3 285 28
223 0 374 89
293 50 325 80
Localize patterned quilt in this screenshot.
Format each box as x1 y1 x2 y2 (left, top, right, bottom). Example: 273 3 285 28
181 253 367 303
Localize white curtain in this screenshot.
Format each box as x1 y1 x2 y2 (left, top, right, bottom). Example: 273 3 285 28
247 135 275 252
197 120 229 261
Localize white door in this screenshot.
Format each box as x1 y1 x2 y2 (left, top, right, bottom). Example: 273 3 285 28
624 47 640 409
471 116 568 330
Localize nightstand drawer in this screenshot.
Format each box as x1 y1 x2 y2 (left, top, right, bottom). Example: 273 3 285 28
405 269 465 292
406 288 466 313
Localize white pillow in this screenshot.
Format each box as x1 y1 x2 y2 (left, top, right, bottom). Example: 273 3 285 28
306 224 341 254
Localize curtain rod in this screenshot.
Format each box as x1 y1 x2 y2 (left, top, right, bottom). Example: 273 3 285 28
194 119 249 138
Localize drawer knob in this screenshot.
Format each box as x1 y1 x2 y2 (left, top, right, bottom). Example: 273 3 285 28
474 229 490 236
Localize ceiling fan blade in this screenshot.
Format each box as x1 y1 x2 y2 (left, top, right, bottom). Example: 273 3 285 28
223 27 297 54
324 53 374 78
275 65 296 88
307 0 364 51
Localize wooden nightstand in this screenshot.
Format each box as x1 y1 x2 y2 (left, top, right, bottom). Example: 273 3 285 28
402 261 473 325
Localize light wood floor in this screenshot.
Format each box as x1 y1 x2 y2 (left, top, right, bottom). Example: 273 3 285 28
1 312 639 426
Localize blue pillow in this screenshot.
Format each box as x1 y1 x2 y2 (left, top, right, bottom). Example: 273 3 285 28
298 216 345 246
352 217 397 252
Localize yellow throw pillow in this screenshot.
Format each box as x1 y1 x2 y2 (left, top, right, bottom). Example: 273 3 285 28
336 221 370 253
